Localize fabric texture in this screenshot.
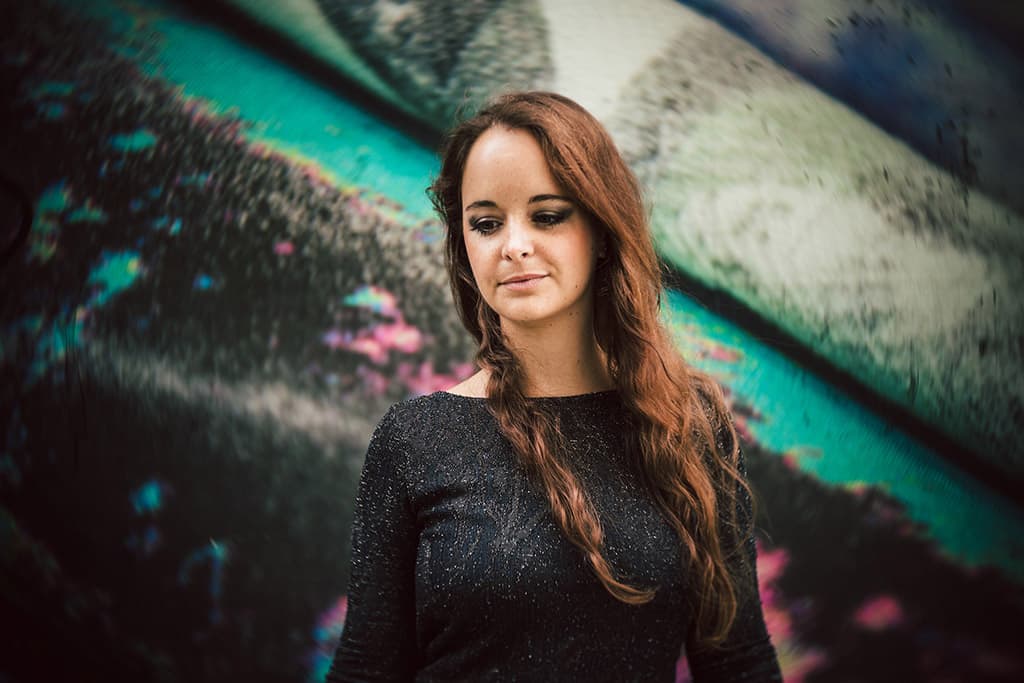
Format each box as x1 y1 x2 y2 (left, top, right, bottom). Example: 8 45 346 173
327 389 781 682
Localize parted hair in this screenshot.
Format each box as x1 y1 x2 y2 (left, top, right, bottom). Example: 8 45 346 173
428 91 754 646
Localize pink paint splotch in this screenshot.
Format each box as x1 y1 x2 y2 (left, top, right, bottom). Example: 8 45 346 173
321 320 423 364
321 286 420 363
675 543 825 682
757 543 827 683
854 594 904 630
323 286 475 397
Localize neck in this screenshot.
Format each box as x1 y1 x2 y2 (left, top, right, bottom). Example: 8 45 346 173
501 314 613 397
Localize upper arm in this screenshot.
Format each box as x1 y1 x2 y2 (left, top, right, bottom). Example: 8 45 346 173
327 407 419 682
686 429 782 682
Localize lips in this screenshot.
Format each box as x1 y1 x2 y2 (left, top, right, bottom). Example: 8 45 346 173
500 273 546 285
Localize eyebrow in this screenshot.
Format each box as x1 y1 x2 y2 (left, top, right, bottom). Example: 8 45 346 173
464 194 574 211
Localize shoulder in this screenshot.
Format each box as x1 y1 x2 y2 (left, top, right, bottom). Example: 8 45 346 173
373 391 495 452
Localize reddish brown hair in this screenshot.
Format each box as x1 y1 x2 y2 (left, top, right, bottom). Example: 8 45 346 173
428 91 753 646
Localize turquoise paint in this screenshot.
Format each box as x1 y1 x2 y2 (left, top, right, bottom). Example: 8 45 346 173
34 181 70 220
130 479 167 515
663 290 1024 579
152 215 181 234
0 312 83 389
87 250 144 306
40 102 66 119
67 203 107 223
193 273 216 290
31 81 75 98
109 129 157 152
70 0 437 220
26 313 84 387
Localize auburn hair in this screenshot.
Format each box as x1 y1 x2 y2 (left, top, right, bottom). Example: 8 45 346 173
428 91 754 646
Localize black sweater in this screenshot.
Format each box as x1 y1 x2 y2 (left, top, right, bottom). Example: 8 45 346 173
327 390 780 682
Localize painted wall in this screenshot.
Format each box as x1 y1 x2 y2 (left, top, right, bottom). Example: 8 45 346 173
1 1 1022 681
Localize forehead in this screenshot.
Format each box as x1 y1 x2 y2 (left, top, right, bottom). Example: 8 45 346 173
461 127 563 204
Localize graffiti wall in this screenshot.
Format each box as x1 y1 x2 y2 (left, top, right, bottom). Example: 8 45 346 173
1 0 1021 681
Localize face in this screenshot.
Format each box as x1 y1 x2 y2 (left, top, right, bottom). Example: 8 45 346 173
460 126 601 331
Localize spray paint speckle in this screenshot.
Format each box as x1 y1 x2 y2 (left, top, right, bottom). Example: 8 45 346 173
87 250 144 306
130 478 170 515
109 128 157 151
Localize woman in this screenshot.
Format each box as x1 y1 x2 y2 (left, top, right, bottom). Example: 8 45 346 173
328 91 780 681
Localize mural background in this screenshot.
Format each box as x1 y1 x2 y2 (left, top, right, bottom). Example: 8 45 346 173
1 0 1022 681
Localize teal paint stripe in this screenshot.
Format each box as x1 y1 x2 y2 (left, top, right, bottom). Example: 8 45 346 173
79 0 437 219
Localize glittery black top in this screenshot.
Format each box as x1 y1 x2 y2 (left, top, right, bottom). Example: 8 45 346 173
327 390 780 682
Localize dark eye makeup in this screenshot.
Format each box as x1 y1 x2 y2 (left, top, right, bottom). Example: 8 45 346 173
467 207 574 234
469 217 501 234
534 208 573 226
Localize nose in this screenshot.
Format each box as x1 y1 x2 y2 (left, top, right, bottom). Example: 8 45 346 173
501 216 534 261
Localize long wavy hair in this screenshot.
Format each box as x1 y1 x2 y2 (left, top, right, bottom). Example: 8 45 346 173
428 91 754 646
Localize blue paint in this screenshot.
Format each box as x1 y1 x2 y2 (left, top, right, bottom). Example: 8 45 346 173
178 539 230 626
193 273 216 291
125 524 162 557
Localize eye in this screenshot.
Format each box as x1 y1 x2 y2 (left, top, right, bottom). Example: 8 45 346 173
469 217 501 235
533 208 572 227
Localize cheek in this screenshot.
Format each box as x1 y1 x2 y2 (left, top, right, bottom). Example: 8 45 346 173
462 233 489 283
567 233 599 278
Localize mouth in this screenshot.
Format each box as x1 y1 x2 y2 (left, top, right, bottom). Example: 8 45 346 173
500 274 547 286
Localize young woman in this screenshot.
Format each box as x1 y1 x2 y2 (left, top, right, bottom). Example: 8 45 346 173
328 91 780 681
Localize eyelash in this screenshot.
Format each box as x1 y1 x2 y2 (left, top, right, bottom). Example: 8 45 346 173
469 209 572 234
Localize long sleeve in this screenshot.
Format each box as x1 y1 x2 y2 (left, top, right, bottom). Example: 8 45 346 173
685 432 782 682
326 407 419 682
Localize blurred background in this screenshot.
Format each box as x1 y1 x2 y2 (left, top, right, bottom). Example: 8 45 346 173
1 0 1022 680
